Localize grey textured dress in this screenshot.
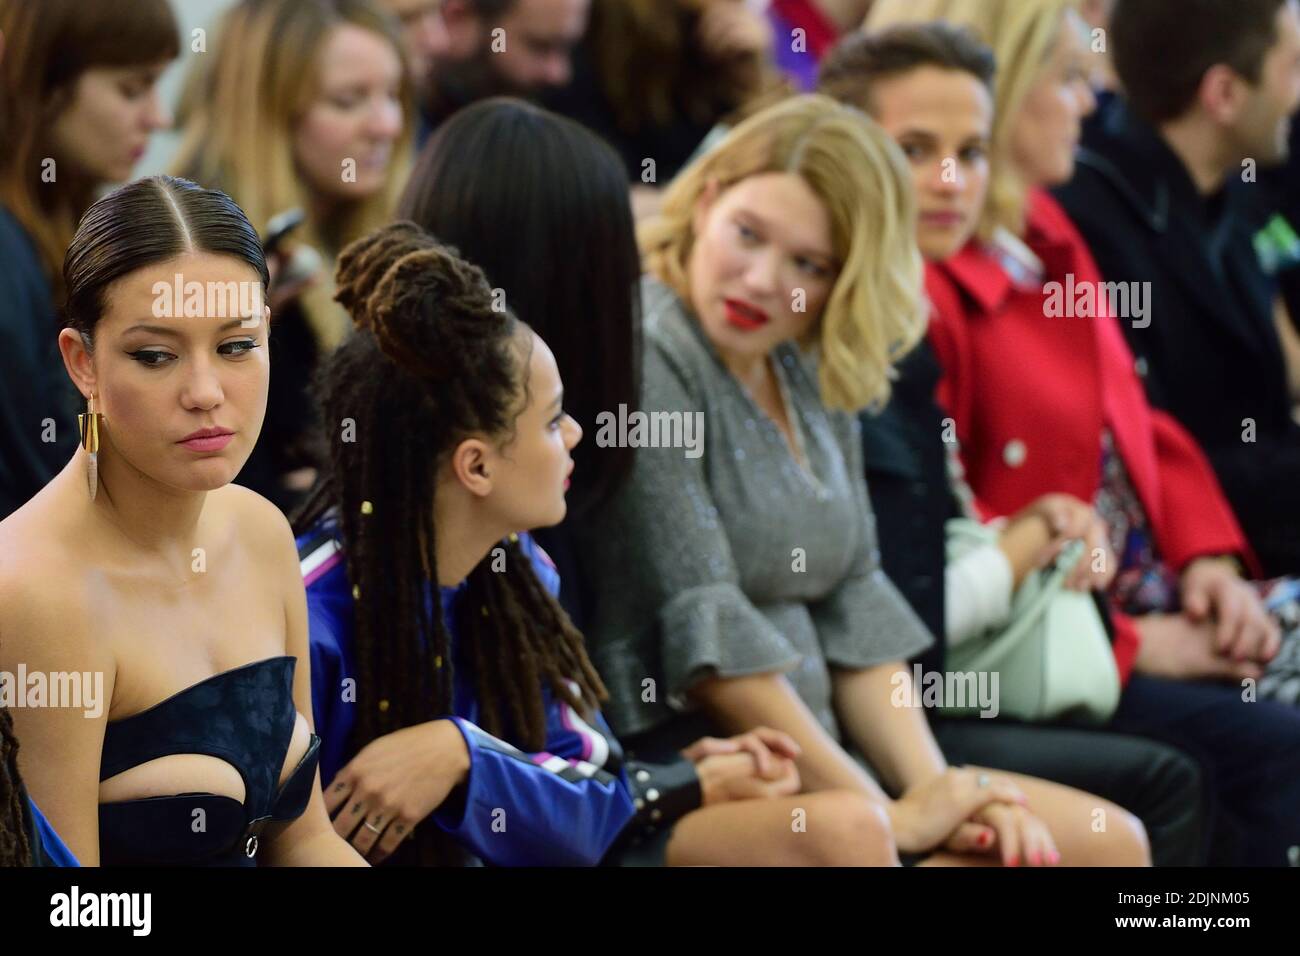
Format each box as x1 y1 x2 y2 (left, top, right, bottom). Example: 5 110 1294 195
578 277 932 749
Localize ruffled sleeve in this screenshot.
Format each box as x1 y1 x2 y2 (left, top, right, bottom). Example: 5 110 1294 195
659 581 802 708
582 319 802 728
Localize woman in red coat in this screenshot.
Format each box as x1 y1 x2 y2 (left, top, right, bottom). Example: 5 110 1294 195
926 191 1273 683
913 22 1298 696
868 0 1300 865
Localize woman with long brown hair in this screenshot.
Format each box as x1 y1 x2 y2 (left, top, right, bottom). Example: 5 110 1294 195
0 0 176 520
548 0 782 200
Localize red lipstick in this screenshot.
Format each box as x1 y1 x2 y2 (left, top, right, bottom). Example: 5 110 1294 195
723 298 770 332
921 210 966 228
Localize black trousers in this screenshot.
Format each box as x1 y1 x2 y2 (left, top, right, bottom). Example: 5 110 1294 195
930 716 1206 867
1106 675 1300 866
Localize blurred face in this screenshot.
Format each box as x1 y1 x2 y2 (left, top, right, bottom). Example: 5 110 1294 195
480 331 581 530
383 0 451 89
64 252 270 493
1007 12 1097 188
871 66 993 261
687 173 837 362
294 24 405 202
49 62 172 184
488 0 589 91
1231 0 1300 165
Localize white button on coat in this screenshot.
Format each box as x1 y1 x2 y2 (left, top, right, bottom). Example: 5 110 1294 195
1003 439 1027 468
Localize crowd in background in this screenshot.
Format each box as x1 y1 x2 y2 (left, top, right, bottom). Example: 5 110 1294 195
2 0 1300 869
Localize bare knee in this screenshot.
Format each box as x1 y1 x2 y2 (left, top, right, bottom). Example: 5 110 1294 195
1106 808 1152 867
1067 803 1151 866
795 792 898 867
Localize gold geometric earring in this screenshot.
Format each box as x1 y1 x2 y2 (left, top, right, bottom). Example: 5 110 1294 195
77 393 101 501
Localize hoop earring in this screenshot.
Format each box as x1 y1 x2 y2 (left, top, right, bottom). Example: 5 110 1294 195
77 394 101 501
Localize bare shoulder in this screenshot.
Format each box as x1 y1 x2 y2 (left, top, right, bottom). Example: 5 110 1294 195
210 484 298 559
0 498 106 671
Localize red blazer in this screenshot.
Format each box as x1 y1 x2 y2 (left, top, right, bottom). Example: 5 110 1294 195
925 189 1253 682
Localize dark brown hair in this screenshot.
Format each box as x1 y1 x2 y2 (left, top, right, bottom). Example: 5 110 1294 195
398 98 641 517
63 176 269 346
465 0 519 20
585 0 782 134
1111 0 1288 123
0 708 32 866
293 222 607 863
0 0 179 296
818 23 997 113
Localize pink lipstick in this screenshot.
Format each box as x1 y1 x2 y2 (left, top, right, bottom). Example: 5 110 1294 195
178 427 234 453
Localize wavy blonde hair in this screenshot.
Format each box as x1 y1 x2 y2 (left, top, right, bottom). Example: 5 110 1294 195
867 0 1079 239
641 94 925 413
170 0 412 349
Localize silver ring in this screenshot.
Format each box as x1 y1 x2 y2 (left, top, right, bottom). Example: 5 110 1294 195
363 819 385 834
977 773 990 788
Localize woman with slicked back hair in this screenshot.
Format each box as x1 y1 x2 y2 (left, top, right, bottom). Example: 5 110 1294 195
0 175 365 867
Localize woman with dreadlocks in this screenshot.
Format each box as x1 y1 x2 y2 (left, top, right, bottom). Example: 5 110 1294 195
1 706 78 866
296 220 922 866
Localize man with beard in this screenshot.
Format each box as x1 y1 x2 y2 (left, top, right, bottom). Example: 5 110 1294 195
381 0 453 108
421 0 590 141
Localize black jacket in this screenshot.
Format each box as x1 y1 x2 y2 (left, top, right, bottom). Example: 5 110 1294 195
861 341 955 677
235 298 322 516
0 206 78 520
1055 99 1300 576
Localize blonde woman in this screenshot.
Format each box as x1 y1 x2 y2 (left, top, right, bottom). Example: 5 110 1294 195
171 0 413 512
578 94 1148 865
867 0 1300 865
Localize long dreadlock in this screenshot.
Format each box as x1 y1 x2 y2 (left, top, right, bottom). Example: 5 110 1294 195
293 222 607 864
1 707 33 866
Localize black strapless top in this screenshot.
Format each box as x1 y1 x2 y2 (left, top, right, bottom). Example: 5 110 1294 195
98 656 321 866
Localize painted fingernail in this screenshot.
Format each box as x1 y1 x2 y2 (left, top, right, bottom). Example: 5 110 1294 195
1048 851 1061 865
1029 851 1041 866
978 831 992 847
1007 854 1019 867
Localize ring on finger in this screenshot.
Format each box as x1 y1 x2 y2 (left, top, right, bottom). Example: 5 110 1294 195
363 818 385 835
